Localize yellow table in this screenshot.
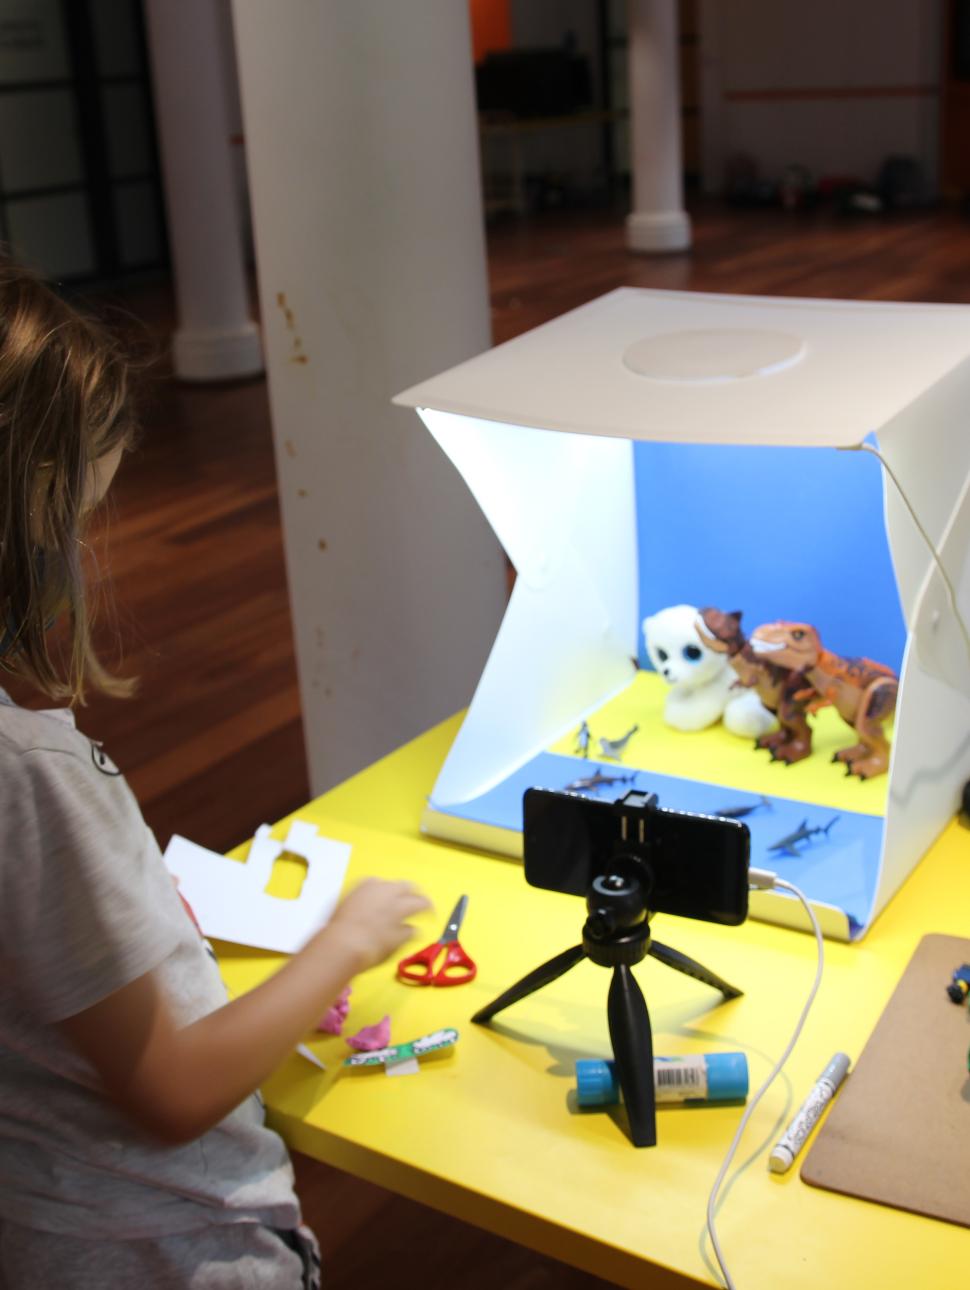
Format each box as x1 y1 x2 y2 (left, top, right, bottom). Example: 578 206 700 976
218 715 970 1290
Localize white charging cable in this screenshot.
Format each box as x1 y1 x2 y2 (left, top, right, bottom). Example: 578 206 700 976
705 870 824 1290
704 441 965 1286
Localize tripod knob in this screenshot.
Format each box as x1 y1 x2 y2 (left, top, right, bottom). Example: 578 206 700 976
586 870 647 938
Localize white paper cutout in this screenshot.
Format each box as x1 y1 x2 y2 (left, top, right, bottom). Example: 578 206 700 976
296 1043 326 1071
163 820 351 954
385 1057 420 1077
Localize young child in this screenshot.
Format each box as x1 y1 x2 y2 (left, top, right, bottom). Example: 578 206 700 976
0 259 430 1288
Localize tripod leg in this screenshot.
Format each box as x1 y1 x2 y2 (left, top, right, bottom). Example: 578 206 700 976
472 945 586 1025
649 940 743 1001
607 965 656 1148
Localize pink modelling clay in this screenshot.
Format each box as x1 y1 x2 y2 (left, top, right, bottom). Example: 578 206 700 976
316 986 352 1035
346 1015 391 1052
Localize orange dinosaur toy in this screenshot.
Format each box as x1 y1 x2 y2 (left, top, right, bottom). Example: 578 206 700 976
749 622 898 779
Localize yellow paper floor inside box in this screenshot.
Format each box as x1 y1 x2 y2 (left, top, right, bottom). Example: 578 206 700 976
548 671 889 817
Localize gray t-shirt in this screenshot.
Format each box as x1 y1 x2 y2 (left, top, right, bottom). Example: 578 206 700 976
0 691 301 1239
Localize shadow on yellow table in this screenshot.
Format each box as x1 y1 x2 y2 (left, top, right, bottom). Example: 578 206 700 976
217 715 970 1290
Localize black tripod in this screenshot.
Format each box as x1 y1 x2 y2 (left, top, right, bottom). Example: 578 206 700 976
471 867 742 1147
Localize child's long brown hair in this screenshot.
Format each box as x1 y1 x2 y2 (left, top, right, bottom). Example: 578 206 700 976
0 258 137 703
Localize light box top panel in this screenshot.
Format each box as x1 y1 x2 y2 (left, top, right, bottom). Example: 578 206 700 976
394 288 970 447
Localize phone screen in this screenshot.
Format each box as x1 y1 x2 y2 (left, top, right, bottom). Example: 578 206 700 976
523 788 749 926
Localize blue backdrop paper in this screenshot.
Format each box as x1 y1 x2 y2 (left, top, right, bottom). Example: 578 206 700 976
431 751 880 933
634 440 906 671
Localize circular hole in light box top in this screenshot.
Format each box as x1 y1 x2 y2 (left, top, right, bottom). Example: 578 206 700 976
621 328 805 383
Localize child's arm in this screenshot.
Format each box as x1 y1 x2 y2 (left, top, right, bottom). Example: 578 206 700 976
58 877 430 1145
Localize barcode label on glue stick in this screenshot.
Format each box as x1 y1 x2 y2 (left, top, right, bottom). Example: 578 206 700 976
655 1056 708 1103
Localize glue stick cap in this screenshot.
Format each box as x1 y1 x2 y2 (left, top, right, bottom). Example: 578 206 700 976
576 1059 619 1107
705 1052 749 1102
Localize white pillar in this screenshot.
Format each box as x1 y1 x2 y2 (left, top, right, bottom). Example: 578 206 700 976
625 0 692 253
230 1 508 796
144 0 262 381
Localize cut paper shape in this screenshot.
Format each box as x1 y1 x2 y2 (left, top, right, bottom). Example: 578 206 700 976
163 820 351 954
296 1042 326 1071
317 986 352 1035
346 1015 391 1052
385 1057 420 1077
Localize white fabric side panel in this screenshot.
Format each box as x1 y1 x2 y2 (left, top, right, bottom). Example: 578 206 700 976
421 411 638 805
875 641 970 926
872 466 970 927
876 355 970 626
909 469 970 700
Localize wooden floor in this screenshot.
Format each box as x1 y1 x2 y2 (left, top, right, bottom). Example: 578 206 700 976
38 199 970 1286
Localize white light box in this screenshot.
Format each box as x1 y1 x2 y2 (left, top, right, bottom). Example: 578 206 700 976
394 288 970 940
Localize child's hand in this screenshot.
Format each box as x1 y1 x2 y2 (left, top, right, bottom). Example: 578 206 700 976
326 879 432 972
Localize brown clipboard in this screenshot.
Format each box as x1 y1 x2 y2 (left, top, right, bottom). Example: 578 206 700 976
801 933 970 1227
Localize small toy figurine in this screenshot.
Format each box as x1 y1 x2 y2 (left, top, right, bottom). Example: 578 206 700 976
598 725 639 760
696 607 813 763
960 778 970 828
769 816 840 857
749 622 898 779
574 720 592 758
715 795 773 820
644 604 773 736
946 964 970 1004
564 767 637 794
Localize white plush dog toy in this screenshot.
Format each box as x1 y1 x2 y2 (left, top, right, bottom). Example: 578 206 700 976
642 603 774 737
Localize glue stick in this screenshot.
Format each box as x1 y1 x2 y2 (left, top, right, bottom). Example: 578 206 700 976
575 1053 748 1107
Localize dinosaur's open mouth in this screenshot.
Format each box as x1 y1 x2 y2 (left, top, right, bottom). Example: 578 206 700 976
750 637 785 655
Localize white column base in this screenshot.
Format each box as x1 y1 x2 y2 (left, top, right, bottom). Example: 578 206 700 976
172 323 264 382
625 209 692 254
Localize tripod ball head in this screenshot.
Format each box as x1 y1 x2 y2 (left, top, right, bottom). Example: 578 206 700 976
585 863 649 941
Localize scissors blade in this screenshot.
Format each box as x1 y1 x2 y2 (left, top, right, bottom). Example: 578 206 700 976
439 894 468 943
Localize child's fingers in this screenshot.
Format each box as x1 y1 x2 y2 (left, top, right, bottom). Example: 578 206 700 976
396 886 433 916
364 878 432 916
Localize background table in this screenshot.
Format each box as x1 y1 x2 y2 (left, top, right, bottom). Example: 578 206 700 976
218 715 970 1289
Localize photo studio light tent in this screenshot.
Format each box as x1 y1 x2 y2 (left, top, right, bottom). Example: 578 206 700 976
394 288 970 940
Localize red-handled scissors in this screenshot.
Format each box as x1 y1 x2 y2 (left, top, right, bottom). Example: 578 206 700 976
397 895 477 986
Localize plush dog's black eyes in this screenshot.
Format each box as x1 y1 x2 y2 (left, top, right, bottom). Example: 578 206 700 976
656 648 668 662
683 644 702 662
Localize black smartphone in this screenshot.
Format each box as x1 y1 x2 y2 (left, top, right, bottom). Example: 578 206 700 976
523 787 750 926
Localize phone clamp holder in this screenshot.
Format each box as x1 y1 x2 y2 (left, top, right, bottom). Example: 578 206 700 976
472 863 742 1148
